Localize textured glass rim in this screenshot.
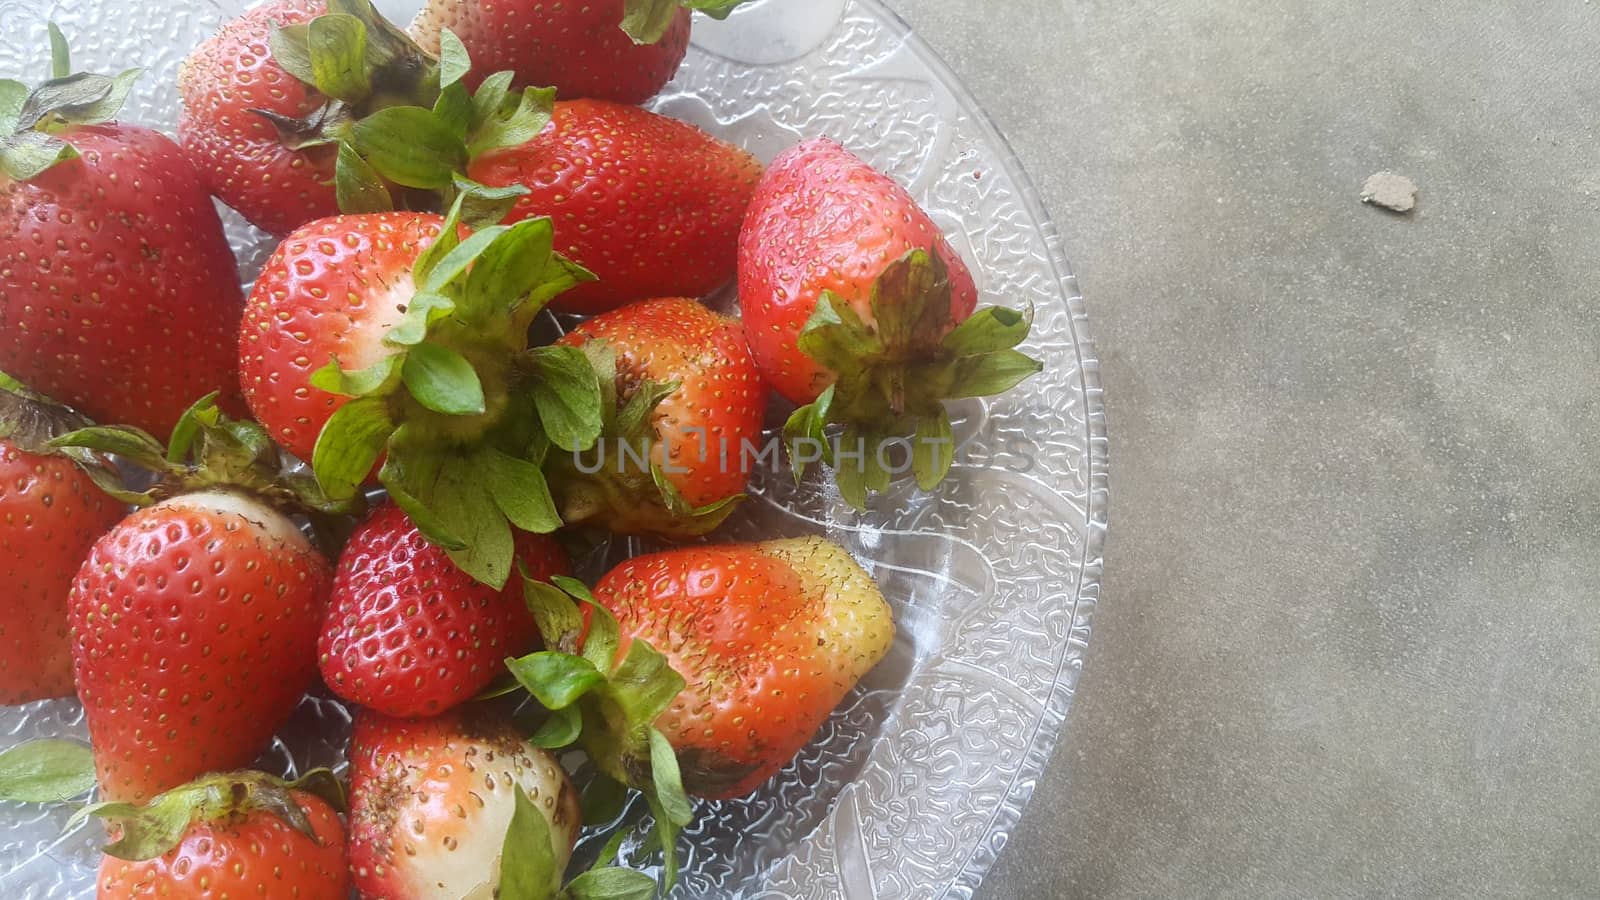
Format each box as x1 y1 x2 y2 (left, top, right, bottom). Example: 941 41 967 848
838 3 1109 895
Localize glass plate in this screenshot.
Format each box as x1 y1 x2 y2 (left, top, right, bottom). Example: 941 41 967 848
0 1 1107 897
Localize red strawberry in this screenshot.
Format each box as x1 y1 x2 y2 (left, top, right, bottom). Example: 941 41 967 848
468 99 764 314
319 501 570 718
90 770 348 900
57 398 345 802
70 489 332 802
0 378 122 705
1 42 244 438
411 0 692 104
238 209 593 588
180 0 558 236
738 138 1043 504
587 538 894 799
552 297 767 537
240 212 445 465
347 708 581 899
178 0 340 235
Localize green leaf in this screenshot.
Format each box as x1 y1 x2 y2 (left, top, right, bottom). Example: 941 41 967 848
0 79 28 132
647 729 692 827
942 305 1032 356
312 396 394 500
430 455 515 586
835 425 869 511
433 81 472 138
945 349 1045 399
644 793 681 893
310 352 403 398
580 775 629 827
402 343 485 416
913 409 955 491
420 225 508 294
527 345 604 452
47 23 70 79
335 140 393 214
579 593 621 674
796 293 884 374
0 130 78 181
412 197 465 285
268 23 316 86
467 85 555 157
619 0 683 43
351 106 467 189
782 385 833 485
522 579 585 653
499 787 562 900
507 652 606 710
564 867 658 900
861 432 892 496
438 28 471 88
164 392 222 464
609 638 685 728
326 0 421 69
67 67 142 126
48 424 167 470
551 574 598 604
378 444 466 549
481 448 561 534
308 14 371 102
0 740 95 803
383 292 456 347
529 704 582 749
469 70 514 130
465 217 555 317
451 174 528 230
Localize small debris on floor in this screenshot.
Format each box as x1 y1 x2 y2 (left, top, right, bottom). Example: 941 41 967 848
1361 172 1418 213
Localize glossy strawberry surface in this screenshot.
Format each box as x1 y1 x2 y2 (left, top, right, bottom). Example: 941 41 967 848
469 100 763 314
411 0 691 104
738 137 980 405
0 440 122 705
178 0 341 236
239 212 445 463
0 124 245 436
70 491 332 802
96 789 347 899
319 502 570 718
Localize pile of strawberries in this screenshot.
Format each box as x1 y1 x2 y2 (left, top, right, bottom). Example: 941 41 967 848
0 1 1043 897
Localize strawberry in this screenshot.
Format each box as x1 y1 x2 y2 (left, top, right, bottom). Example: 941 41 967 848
1 32 244 437
468 99 764 314
178 0 340 235
319 501 570 718
739 138 1045 504
180 0 559 235
85 769 348 900
0 375 122 705
411 0 712 104
550 297 767 538
57 398 345 802
508 538 893 806
586 538 894 799
347 707 581 899
238 205 596 587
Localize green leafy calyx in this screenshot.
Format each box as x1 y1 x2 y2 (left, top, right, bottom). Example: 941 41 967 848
68 769 346 862
783 247 1044 508
263 0 555 214
50 393 354 514
309 199 598 588
0 24 141 181
499 576 694 893
543 342 742 540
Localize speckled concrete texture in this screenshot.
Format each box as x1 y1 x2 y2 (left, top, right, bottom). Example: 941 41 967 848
878 1 1600 897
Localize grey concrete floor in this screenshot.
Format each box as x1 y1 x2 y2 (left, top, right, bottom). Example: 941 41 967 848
878 1 1600 898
